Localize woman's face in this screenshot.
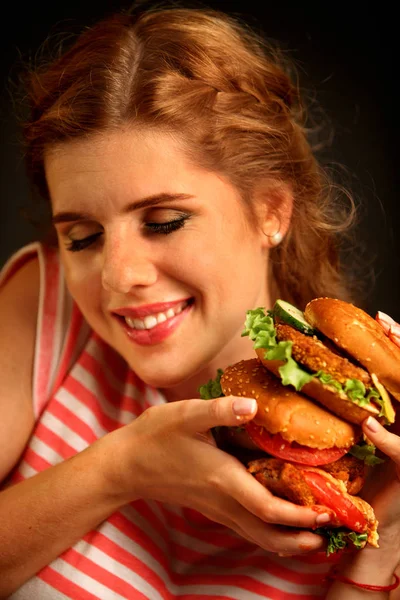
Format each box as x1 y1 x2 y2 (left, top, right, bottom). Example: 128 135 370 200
45 129 273 392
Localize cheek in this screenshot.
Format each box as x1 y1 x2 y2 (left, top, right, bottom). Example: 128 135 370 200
182 230 263 298
62 256 102 308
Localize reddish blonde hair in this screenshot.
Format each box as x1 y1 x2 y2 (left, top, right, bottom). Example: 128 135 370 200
22 7 362 308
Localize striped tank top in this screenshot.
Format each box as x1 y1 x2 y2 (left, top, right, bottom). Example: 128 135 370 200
1 242 339 599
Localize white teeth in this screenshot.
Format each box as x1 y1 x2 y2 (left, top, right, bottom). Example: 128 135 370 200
144 315 158 329
133 319 145 330
125 317 145 329
124 301 189 330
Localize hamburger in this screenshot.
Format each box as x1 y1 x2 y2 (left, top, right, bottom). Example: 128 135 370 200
200 297 400 554
246 298 398 426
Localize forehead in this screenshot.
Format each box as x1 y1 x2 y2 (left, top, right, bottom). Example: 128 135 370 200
44 128 246 216
45 129 191 193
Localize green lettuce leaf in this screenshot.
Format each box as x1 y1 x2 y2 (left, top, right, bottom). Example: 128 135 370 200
242 308 276 349
277 355 314 391
316 372 382 410
315 528 368 556
242 309 314 391
349 443 385 466
199 368 224 399
315 371 343 392
344 379 369 406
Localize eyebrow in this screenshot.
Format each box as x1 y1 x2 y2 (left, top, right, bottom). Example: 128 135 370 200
51 192 195 225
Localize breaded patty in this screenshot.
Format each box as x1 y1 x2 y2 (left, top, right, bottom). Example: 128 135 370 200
248 458 315 505
247 454 366 503
318 454 366 494
276 323 372 387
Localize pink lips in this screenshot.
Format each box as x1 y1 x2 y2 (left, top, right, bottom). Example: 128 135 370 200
113 298 193 346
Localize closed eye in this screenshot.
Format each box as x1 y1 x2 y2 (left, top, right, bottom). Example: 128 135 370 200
144 216 190 235
65 215 190 252
66 232 103 252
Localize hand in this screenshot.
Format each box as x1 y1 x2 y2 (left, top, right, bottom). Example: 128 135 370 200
103 395 331 556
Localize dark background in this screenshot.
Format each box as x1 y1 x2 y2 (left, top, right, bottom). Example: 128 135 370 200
1 1 399 319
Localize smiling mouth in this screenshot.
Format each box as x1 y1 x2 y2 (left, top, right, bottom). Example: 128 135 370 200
122 298 194 330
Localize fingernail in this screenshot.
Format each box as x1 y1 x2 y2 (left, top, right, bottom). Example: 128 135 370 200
365 416 379 432
315 513 331 525
232 397 257 415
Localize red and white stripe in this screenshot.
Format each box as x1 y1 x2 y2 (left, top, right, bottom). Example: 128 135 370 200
2 243 337 599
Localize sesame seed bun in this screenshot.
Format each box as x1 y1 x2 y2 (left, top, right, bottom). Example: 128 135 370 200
305 298 400 402
220 358 358 450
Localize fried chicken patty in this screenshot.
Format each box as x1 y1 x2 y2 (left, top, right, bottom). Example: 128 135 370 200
248 454 366 502
316 454 366 494
248 458 315 505
275 323 372 387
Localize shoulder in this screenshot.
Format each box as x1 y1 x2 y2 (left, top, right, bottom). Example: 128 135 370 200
0 254 40 336
0 255 40 481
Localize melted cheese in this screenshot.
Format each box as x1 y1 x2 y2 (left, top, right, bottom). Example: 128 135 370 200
371 373 395 424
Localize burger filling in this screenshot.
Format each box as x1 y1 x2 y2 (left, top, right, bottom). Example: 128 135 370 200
242 306 394 423
247 457 374 554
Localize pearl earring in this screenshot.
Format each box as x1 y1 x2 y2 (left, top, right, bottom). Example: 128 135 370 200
270 231 283 246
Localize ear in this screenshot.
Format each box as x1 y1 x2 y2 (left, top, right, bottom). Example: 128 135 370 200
255 183 294 248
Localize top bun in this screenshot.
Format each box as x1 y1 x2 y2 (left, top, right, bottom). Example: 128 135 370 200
220 358 358 450
305 298 400 402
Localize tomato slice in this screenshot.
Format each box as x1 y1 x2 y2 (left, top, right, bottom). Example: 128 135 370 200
245 421 348 466
301 470 367 532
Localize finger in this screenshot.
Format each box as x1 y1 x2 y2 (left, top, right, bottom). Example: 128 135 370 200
243 481 333 529
178 396 258 434
230 509 326 555
208 460 332 530
389 325 400 347
376 311 397 334
233 522 326 555
363 416 400 462
204 495 326 555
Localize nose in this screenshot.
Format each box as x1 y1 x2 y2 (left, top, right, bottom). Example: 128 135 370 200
101 237 158 294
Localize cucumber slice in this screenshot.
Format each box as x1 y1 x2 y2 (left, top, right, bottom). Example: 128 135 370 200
272 299 317 335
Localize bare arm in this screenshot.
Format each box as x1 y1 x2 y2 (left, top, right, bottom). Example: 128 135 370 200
0 258 127 595
0 258 37 481
0 437 126 596
325 546 400 600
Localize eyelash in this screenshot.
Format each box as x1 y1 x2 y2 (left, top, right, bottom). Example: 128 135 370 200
66 216 189 252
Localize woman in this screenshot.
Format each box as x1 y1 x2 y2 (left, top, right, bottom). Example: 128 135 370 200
1 5 399 598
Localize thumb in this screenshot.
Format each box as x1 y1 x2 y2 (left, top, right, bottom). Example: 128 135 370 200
185 396 258 434
363 416 400 464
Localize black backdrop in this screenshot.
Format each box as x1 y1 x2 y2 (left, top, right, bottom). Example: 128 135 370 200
1 1 399 319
